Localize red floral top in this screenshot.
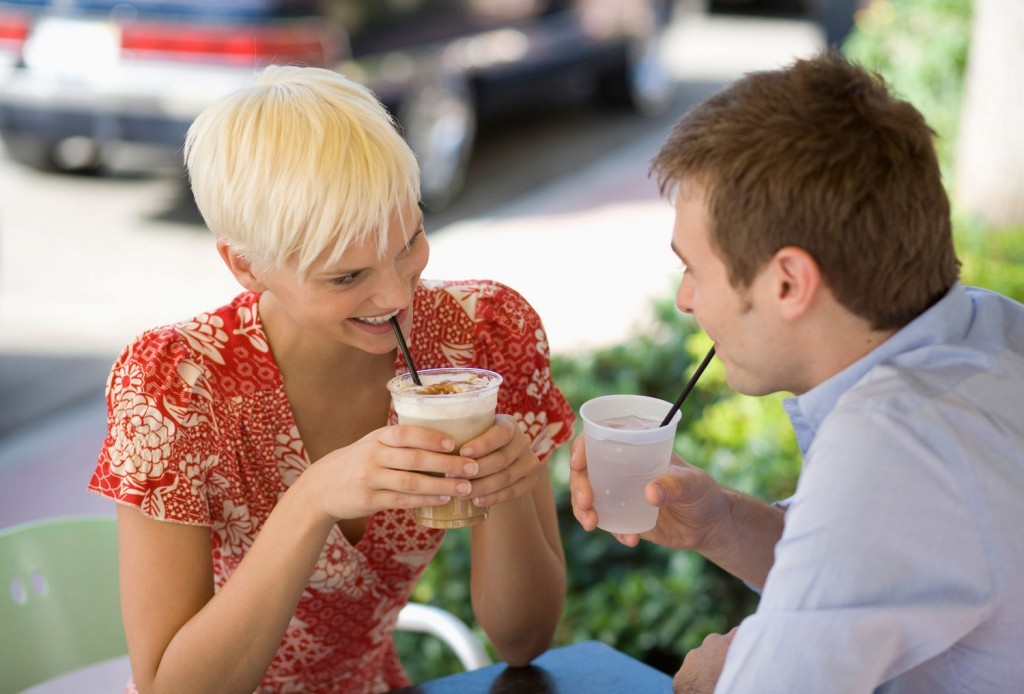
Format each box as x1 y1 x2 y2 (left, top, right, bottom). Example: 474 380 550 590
89 279 574 693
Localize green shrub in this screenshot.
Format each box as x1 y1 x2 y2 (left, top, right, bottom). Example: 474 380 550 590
400 0 1024 681
843 0 973 174
401 291 800 679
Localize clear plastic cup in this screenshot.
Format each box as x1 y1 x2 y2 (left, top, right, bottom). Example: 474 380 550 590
580 394 681 534
387 368 502 529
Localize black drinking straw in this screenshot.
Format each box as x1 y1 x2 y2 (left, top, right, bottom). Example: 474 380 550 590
389 316 422 386
660 345 716 427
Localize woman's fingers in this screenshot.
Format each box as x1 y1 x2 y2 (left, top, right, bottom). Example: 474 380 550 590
377 422 459 453
458 413 517 458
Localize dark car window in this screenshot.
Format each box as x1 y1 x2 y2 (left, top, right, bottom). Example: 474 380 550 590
320 0 550 55
5 0 319 19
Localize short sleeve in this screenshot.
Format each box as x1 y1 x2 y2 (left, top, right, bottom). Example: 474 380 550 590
406 279 577 460
469 281 575 462
89 328 216 525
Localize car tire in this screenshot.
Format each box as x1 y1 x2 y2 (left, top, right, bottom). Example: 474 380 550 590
598 33 677 119
0 132 104 175
399 72 476 212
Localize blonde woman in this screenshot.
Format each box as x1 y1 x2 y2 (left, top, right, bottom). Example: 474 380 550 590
90 65 573 693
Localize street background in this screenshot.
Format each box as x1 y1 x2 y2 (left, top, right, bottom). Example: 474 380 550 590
0 11 824 529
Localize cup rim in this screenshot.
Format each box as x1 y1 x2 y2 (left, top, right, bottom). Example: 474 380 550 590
387 367 503 399
580 394 680 443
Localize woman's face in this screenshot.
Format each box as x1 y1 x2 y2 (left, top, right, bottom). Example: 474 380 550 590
256 200 429 355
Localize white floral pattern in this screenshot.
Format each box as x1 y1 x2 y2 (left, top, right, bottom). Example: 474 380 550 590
91 280 574 693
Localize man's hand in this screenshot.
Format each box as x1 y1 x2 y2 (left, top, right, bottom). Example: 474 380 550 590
618 455 730 551
571 432 728 553
674 627 737 694
571 435 784 587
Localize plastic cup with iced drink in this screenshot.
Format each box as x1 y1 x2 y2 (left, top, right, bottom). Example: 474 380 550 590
580 394 681 534
387 367 503 529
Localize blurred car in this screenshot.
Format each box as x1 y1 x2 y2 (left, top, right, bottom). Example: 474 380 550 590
0 0 675 209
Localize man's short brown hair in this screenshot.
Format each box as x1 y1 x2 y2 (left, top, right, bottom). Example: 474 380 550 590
651 51 960 330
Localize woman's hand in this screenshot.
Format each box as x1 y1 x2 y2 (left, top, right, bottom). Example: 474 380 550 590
457 414 544 508
304 424 481 522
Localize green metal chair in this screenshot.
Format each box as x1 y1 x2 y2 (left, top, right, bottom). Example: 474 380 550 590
0 515 127 694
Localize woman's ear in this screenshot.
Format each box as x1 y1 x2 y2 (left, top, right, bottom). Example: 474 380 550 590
216 239 268 293
770 246 821 322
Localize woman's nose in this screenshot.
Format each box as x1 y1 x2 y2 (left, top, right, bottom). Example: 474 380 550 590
377 267 412 309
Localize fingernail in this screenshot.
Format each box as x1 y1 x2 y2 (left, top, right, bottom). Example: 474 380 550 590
441 438 454 452
463 462 479 476
473 497 484 507
461 446 474 457
653 484 666 504
438 495 451 502
456 481 472 495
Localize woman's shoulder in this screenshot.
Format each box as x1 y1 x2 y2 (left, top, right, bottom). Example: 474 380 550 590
415 279 537 320
411 278 551 369
112 292 272 398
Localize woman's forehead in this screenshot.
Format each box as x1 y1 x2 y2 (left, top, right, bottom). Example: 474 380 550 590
315 204 424 271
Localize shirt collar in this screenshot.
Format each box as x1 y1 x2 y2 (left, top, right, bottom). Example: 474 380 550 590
783 282 971 454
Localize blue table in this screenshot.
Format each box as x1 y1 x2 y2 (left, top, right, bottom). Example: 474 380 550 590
391 640 673 693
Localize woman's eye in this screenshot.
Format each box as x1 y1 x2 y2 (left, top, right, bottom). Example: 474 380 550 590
402 229 424 255
331 272 360 286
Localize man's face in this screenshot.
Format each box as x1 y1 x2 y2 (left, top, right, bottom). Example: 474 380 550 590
670 186 786 396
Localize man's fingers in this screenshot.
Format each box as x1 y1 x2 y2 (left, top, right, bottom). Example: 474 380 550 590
649 464 708 505
569 436 587 470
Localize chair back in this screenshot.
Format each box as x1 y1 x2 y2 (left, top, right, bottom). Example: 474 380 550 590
0 515 127 693
396 602 491 671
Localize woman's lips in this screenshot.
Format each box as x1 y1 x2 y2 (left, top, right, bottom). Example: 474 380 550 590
350 307 407 334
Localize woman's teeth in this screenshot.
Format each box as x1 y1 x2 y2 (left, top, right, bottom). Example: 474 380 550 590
356 310 400 325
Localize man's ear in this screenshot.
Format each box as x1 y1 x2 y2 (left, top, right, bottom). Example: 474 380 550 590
769 246 821 322
216 239 268 293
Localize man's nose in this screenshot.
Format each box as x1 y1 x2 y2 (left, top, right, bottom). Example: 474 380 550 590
676 276 695 314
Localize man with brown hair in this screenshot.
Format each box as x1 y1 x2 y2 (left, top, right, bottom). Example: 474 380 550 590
570 52 1024 692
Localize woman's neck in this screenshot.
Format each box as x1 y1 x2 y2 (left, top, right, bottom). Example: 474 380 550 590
257 292 394 390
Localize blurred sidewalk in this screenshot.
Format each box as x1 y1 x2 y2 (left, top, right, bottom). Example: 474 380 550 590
428 13 824 353
0 13 824 529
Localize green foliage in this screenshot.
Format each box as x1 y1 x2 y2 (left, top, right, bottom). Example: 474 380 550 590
399 288 799 677
843 0 973 173
549 293 798 671
956 216 1024 302
401 0 1024 681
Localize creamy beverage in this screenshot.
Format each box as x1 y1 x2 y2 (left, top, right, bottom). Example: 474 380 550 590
387 368 502 528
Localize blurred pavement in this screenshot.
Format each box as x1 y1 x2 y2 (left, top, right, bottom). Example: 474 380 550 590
422 13 825 352
0 13 823 529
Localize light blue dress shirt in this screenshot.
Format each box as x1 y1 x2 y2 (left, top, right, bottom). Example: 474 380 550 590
716 283 1024 693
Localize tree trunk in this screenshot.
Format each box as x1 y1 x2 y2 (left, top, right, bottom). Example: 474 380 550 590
954 0 1024 227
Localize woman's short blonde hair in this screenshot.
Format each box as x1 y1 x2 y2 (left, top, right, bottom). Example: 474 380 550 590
185 65 420 277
